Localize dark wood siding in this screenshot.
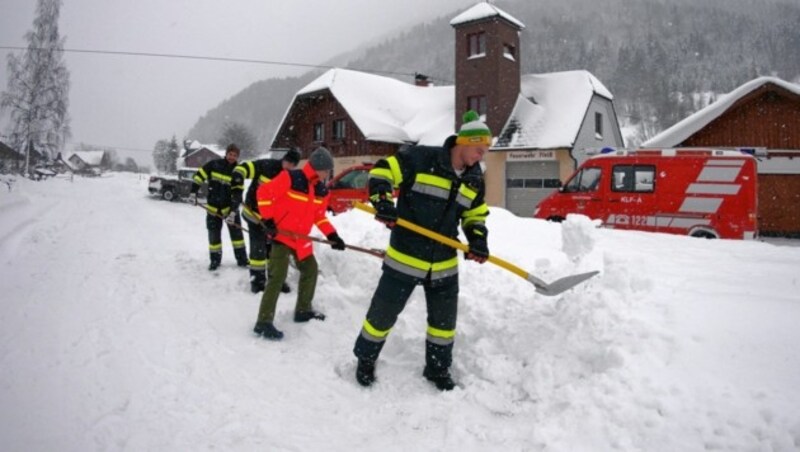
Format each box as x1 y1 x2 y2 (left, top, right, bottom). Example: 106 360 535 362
271 90 400 160
185 149 220 168
759 174 800 237
682 84 800 149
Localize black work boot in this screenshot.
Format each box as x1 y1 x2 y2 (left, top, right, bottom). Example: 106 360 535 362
208 252 221 271
253 322 284 340
250 281 264 293
250 273 266 293
355 359 376 387
423 366 456 391
294 310 326 323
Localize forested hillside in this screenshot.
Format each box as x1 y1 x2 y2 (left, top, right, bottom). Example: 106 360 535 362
188 0 800 149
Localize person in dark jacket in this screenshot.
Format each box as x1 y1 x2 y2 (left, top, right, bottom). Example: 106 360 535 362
189 143 247 271
353 111 491 391
231 149 301 293
253 146 347 340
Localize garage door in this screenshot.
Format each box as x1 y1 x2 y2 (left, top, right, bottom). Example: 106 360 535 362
505 161 560 217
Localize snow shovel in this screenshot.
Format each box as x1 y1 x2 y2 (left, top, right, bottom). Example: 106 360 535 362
277 229 386 259
353 202 598 296
196 202 385 259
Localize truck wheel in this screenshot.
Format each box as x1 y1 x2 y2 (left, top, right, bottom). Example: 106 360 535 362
162 188 176 201
690 229 717 239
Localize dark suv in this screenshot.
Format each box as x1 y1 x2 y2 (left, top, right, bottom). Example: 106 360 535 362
148 168 206 201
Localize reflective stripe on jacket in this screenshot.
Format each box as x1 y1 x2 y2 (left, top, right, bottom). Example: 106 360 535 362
256 163 336 261
191 158 237 208
368 136 489 281
231 159 285 217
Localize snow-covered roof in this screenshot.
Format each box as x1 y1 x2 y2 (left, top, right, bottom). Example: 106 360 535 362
450 1 525 29
494 70 613 149
185 140 202 151
187 144 225 158
280 68 455 146
643 76 800 148
69 150 105 166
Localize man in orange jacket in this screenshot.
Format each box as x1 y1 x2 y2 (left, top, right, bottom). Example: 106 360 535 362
253 146 346 340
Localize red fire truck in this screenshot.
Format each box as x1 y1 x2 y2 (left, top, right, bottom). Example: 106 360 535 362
533 148 758 239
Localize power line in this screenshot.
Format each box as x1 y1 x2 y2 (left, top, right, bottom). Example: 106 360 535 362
0 45 453 84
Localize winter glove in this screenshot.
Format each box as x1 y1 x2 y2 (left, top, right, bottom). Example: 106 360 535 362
262 219 278 239
373 199 398 228
326 232 346 251
187 192 198 205
464 224 489 264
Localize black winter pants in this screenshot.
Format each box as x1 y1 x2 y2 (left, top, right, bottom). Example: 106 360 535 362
245 217 272 282
206 212 246 264
353 271 459 375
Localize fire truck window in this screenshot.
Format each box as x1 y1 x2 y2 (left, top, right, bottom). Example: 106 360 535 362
612 166 633 191
612 165 655 192
564 167 601 192
634 167 655 192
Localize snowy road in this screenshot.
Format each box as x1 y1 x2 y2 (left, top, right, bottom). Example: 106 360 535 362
1 173 799 451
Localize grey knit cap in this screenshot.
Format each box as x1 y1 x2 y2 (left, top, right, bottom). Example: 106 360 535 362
308 146 334 171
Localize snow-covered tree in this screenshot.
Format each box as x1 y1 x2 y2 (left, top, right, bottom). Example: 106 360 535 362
152 135 180 174
0 0 70 175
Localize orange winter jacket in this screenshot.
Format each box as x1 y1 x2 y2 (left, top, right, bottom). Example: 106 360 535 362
256 163 336 261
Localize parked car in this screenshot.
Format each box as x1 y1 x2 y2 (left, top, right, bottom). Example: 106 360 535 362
327 163 401 214
148 168 206 202
327 163 374 214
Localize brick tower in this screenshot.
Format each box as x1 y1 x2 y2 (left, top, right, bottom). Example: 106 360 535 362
451 2 525 136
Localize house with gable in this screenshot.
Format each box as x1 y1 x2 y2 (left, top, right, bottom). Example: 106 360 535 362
181 140 226 169
0 141 49 173
643 76 800 236
270 1 624 216
270 68 454 169
62 150 109 175
0 140 23 172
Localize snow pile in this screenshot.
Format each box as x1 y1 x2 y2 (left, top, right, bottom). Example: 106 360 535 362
1 173 799 451
561 213 599 262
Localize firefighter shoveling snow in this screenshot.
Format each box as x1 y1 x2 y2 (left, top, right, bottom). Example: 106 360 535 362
1 173 799 451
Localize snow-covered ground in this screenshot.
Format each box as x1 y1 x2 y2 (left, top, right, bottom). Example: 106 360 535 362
1 173 799 451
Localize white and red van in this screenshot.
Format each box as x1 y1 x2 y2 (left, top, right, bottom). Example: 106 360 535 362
533 148 758 239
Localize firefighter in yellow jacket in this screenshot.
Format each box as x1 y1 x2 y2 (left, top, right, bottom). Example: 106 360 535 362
353 111 491 391
189 143 247 271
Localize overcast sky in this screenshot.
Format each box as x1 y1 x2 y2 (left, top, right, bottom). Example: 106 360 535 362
0 0 477 167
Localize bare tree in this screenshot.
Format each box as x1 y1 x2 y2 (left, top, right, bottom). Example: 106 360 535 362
122 157 139 173
218 122 257 159
0 0 70 176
